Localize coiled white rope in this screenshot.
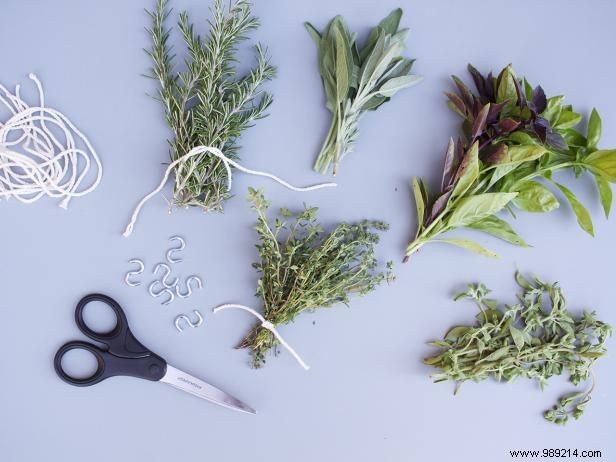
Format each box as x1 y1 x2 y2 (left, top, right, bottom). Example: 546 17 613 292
122 145 336 237
0 74 101 208
213 303 310 370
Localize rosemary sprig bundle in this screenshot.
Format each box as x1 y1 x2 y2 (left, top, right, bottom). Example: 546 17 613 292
237 188 394 368
405 64 616 261
425 272 612 425
306 9 421 176
148 0 275 211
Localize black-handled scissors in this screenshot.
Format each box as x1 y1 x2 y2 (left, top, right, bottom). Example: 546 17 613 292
54 293 256 414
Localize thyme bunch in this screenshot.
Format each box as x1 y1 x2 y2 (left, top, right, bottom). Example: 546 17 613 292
405 64 616 261
306 9 421 176
238 188 394 368
425 272 612 425
148 0 275 211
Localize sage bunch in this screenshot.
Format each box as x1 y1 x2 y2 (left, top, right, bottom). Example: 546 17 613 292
425 272 612 425
148 0 275 211
406 64 616 261
238 188 393 368
306 9 421 176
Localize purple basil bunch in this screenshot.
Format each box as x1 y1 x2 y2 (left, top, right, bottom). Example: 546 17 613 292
405 64 616 261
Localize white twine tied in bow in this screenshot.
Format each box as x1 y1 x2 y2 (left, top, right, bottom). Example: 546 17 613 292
213 304 310 370
0 74 102 209
122 145 336 237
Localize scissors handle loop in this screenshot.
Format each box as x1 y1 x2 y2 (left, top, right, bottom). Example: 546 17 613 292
54 294 167 387
75 293 151 357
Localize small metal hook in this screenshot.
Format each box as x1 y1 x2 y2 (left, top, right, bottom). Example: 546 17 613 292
148 280 175 305
124 259 145 287
153 263 178 288
175 275 203 298
174 310 204 332
166 236 185 264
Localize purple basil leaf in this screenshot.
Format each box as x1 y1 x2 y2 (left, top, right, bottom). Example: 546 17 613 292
486 102 504 124
531 85 547 114
445 92 467 116
471 104 490 140
513 76 527 109
532 117 549 142
426 190 453 225
441 138 456 192
498 118 521 134
467 63 485 97
483 143 507 165
485 72 495 101
451 75 474 108
472 98 483 116
546 131 568 150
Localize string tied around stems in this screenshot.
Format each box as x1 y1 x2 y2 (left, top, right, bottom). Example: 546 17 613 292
122 145 337 237
0 74 102 208
213 303 310 371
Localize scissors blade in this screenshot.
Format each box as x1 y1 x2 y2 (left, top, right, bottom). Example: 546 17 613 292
159 364 256 415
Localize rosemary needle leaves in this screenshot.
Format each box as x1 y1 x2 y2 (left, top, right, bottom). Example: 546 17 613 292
425 272 612 425
306 9 421 176
405 64 616 261
238 188 394 368
148 0 275 211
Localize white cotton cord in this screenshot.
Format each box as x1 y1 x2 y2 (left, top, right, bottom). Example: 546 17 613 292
122 145 337 237
213 303 310 371
0 74 102 209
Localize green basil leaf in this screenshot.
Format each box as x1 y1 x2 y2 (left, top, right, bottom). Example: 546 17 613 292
555 110 582 129
448 192 518 227
586 108 602 150
377 74 422 97
488 164 516 188
489 144 547 167
451 141 479 198
412 177 425 231
595 174 612 218
496 66 517 105
435 238 499 259
507 132 539 145
584 149 616 181
542 95 564 124
555 183 594 236
513 181 559 212
467 215 529 247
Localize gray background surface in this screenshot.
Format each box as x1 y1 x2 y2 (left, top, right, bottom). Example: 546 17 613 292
1 1 615 461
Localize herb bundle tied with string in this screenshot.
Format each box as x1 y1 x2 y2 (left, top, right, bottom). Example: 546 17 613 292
405 64 616 261
425 272 611 425
149 0 274 211
123 0 336 236
213 189 393 369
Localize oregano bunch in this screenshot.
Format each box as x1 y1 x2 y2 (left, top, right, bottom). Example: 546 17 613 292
237 188 394 368
425 272 612 425
306 9 421 176
405 64 616 261
148 0 275 211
